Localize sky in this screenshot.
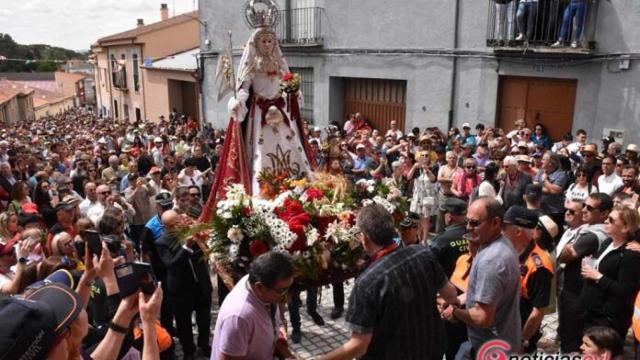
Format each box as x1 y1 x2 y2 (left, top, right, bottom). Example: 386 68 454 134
0 0 198 52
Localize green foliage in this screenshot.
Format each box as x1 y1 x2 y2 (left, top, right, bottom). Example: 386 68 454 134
36 61 58 72
0 33 87 72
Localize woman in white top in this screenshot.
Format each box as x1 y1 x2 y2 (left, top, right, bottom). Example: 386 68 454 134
476 162 504 205
565 166 597 204
408 152 437 243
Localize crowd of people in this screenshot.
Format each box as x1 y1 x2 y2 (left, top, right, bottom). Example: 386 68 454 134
214 113 640 360
1 105 640 360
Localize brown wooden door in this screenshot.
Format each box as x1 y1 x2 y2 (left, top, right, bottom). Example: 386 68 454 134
343 78 406 134
497 76 577 142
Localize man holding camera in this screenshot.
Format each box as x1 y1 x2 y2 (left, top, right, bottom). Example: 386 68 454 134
156 210 212 360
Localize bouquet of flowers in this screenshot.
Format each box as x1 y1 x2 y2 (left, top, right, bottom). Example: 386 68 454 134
280 72 301 93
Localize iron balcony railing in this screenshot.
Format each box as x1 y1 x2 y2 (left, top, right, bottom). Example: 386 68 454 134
486 0 599 51
275 7 323 46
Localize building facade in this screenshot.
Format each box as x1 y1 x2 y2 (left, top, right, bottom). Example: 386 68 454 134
0 81 35 125
142 48 200 123
199 0 640 145
91 4 199 123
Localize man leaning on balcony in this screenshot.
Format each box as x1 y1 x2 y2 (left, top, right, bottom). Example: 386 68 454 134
552 0 588 49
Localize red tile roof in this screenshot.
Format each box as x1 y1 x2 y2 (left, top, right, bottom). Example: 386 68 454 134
97 11 199 44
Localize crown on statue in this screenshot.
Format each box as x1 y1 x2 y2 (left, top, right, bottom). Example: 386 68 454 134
243 0 280 29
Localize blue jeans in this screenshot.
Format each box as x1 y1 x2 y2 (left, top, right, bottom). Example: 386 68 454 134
516 2 538 39
559 2 587 41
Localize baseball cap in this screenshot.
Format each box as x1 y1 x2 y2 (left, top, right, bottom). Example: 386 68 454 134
154 192 174 208
0 283 83 359
26 269 75 291
503 205 538 229
400 212 420 229
55 195 80 212
356 144 366 150
439 197 467 216
21 202 39 215
461 123 471 129
154 136 163 143
149 166 161 175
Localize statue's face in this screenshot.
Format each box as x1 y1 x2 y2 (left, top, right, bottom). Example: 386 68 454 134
257 33 276 55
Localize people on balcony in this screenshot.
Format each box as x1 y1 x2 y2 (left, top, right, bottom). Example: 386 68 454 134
552 0 588 48
493 0 516 46
516 0 539 42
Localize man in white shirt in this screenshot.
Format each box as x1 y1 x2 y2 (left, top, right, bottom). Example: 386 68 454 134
567 129 587 155
385 120 403 140
78 182 99 217
597 155 623 196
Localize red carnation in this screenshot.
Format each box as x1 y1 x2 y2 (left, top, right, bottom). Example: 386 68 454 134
304 187 324 202
282 72 294 81
249 240 269 257
241 207 252 217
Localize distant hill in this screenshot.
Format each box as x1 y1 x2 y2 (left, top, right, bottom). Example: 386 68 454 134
0 33 88 72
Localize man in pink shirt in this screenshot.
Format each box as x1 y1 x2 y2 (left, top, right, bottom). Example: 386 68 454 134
211 252 297 360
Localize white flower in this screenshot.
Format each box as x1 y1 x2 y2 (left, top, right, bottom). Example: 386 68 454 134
226 226 244 243
220 211 233 219
229 244 239 258
366 185 375 193
306 227 319 247
372 195 396 214
362 199 374 207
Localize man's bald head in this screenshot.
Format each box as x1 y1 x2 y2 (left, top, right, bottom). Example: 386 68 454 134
161 210 180 228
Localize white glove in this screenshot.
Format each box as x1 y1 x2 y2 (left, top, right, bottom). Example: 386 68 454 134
227 89 249 121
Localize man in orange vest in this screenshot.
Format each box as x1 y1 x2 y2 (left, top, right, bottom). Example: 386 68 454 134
503 206 554 354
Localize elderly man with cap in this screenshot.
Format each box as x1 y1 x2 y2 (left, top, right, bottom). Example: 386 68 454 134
352 143 371 181
502 206 554 353
47 195 80 256
430 197 468 277
625 143 639 166
501 155 533 210
151 136 165 168
459 122 476 149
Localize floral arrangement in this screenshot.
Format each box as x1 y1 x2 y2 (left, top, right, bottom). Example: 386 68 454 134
280 72 301 93
178 173 408 284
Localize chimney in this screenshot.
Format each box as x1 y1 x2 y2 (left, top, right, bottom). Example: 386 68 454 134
137 18 144 27
160 4 169 21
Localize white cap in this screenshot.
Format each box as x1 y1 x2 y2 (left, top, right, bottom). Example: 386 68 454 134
97 137 107 144
356 144 366 150
462 122 471 129
313 126 321 132
154 136 163 143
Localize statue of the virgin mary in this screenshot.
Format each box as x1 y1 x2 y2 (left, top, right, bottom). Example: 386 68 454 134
200 0 316 221
229 25 316 192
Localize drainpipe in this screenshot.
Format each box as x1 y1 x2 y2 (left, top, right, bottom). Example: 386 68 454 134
448 0 461 130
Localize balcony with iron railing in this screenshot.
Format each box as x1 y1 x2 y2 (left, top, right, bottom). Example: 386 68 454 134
275 7 324 47
486 0 599 56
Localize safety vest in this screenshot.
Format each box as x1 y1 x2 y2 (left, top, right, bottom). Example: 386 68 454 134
450 253 471 293
520 244 555 300
632 292 640 342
